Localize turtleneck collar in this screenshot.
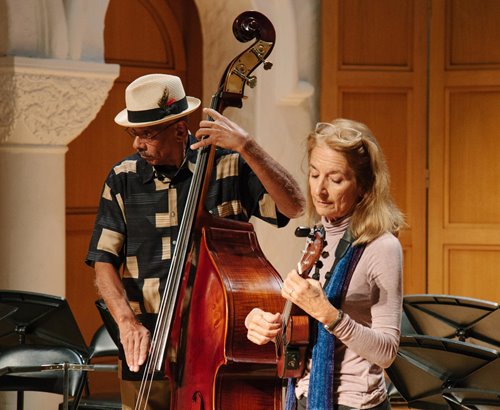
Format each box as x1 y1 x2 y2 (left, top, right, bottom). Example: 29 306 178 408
322 214 351 237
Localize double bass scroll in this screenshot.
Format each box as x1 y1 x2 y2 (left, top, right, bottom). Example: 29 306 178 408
216 11 275 110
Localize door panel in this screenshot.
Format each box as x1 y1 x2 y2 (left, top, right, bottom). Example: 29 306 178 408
428 0 500 299
321 0 428 294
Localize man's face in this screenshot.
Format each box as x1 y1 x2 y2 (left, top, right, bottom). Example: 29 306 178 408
126 120 187 167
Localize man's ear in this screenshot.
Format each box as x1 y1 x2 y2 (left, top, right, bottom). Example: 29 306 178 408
175 120 188 142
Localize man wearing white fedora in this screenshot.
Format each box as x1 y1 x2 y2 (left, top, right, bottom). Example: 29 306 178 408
85 73 305 409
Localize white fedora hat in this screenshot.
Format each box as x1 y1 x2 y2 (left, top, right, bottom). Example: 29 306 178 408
114 74 201 127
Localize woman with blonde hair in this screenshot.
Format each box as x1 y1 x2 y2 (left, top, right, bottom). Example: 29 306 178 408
245 118 404 410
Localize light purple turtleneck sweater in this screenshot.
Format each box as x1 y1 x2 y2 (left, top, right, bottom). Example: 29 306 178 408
295 216 403 409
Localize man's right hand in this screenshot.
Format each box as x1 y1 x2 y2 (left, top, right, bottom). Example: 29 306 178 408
119 318 151 372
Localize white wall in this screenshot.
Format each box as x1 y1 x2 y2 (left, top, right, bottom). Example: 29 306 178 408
195 0 321 275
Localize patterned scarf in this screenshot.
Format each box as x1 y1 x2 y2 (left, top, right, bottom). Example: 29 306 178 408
285 241 365 410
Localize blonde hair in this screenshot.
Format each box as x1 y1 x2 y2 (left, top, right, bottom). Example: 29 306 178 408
306 118 405 244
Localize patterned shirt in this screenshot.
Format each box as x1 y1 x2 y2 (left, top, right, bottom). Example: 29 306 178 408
86 135 288 319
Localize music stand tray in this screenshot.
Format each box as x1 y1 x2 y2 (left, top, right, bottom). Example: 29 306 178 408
0 290 87 353
0 290 88 410
443 387 500 409
386 335 499 410
403 294 500 350
0 303 18 321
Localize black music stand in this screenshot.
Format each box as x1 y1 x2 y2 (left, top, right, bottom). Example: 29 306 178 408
0 290 87 353
0 290 88 409
386 335 499 410
443 387 500 409
0 303 18 321
403 294 500 350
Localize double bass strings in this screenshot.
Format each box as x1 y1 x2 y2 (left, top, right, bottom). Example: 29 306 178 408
134 143 211 409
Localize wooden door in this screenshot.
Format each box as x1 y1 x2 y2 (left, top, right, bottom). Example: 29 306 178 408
322 0 500 302
65 0 202 346
321 0 429 294
428 0 500 301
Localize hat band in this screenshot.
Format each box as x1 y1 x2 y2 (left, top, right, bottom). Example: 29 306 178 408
127 97 188 123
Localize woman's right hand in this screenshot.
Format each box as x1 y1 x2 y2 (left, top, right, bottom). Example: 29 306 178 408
245 308 282 345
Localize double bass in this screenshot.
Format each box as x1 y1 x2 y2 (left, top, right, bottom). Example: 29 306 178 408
136 11 284 410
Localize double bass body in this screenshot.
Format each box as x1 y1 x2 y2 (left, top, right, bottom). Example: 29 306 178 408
167 216 284 409
155 11 285 409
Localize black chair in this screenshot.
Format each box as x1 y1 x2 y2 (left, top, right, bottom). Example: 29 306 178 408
61 325 121 409
94 299 120 347
0 344 87 410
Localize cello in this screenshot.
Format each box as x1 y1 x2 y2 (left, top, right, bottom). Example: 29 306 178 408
136 11 284 410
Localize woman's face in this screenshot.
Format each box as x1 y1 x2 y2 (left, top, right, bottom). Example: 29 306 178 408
309 144 362 221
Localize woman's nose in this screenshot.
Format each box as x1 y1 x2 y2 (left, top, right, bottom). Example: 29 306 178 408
314 178 327 196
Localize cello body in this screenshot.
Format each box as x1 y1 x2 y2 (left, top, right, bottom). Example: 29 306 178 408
167 215 284 409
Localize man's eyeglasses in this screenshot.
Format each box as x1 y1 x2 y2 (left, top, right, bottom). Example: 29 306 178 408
125 122 177 141
315 122 362 141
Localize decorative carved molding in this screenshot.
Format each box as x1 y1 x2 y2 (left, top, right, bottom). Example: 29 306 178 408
0 56 119 146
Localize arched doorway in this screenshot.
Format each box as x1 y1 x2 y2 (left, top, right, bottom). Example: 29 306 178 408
65 0 202 354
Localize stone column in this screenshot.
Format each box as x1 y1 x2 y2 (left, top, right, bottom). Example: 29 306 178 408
0 1 118 408
0 55 118 410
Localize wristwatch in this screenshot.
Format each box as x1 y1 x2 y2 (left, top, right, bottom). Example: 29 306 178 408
323 309 344 334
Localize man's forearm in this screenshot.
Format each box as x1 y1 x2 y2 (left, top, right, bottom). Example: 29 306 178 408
240 139 305 219
94 261 138 327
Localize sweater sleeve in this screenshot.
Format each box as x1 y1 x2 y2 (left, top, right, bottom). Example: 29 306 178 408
334 233 403 369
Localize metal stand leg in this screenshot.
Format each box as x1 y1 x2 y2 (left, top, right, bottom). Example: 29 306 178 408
63 362 69 410
16 391 24 410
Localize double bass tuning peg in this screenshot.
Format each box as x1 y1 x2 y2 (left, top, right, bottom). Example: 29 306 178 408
263 61 273 70
251 46 273 70
233 65 257 88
